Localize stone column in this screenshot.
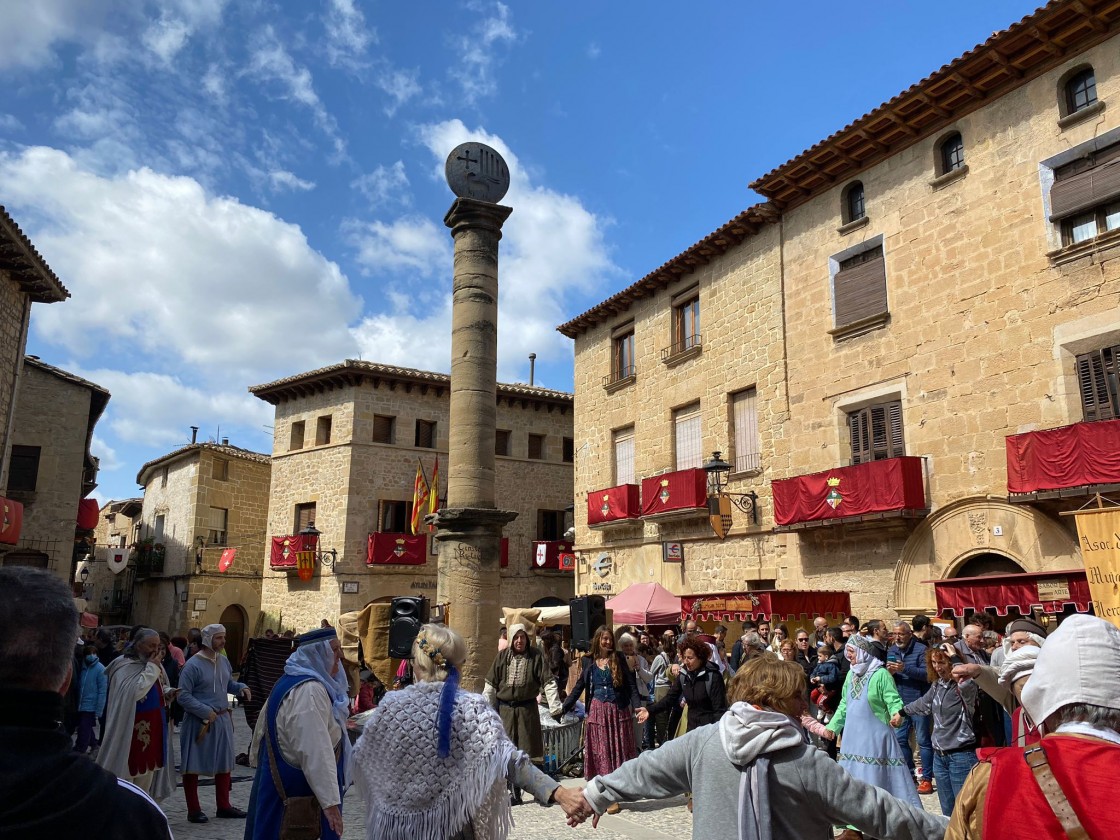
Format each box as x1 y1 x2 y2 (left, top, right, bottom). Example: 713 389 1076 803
433 144 516 691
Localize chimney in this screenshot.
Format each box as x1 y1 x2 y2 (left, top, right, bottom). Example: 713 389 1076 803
190 426 198 444
221 437 229 446
529 353 537 386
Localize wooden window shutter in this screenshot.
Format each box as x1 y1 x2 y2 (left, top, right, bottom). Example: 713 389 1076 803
833 249 887 328
372 415 394 444
415 420 435 448
849 400 903 465
1077 348 1120 421
296 503 316 532
1051 145 1120 221
849 408 870 465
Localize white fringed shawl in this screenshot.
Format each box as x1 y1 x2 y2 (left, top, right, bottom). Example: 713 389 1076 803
353 681 517 840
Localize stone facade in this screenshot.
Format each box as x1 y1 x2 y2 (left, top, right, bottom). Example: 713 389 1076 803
564 17 1120 623
130 443 270 657
4 359 107 581
86 498 142 623
251 361 575 634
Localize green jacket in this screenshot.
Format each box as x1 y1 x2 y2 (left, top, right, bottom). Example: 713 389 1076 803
826 666 903 733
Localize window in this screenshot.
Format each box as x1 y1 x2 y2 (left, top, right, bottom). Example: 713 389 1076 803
611 324 635 383
372 414 395 444
842 181 865 224
731 388 761 473
1051 142 1120 246
938 132 965 174
7 445 40 492
154 514 166 544
528 434 545 460
379 499 411 533
295 502 316 533
672 288 700 353
1076 345 1120 421
289 421 305 451
848 401 904 465
212 458 229 481
160 465 169 488
495 429 511 456
832 244 887 332
415 419 436 449
613 428 635 485
315 415 332 446
562 437 574 463
1065 67 1097 115
673 403 703 471
208 507 228 545
537 509 567 541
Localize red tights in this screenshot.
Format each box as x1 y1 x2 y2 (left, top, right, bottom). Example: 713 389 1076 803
182 773 232 813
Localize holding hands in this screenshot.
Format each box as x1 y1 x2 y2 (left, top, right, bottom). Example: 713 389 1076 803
554 786 596 826
635 707 650 724
889 712 903 728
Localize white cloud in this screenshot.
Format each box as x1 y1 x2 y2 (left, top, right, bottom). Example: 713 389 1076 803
0 0 106 70
269 169 316 192
375 68 423 116
586 42 601 59
324 0 375 68
351 306 452 373
451 2 519 104
91 433 123 472
0 113 26 132
346 215 450 278
352 161 410 208
141 17 191 64
2 146 362 387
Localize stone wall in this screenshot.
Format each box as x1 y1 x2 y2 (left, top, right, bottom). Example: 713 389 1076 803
7 362 93 578
571 34 1120 622
0 274 29 489
259 375 575 633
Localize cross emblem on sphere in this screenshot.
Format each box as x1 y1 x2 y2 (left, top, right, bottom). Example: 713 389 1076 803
456 150 479 170
445 142 510 203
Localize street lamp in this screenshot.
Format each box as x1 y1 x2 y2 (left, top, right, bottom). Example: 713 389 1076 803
702 451 759 526
299 522 339 568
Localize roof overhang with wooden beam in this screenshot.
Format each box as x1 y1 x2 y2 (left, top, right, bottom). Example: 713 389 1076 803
0 206 69 303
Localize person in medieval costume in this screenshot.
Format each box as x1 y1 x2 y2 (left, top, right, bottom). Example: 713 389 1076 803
177 623 251 824
826 633 920 840
243 626 352 840
96 627 175 802
483 622 562 802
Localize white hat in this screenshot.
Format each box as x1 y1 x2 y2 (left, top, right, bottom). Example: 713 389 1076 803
1020 614 1120 727
508 623 528 640
997 644 1040 688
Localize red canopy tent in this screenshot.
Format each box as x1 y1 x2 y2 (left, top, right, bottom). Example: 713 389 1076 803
606 582 682 625
930 569 1092 617
680 590 852 622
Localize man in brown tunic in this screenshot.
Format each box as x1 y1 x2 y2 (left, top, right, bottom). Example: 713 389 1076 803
484 623 561 766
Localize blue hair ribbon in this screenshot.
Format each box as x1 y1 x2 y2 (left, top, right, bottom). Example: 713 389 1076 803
437 663 459 758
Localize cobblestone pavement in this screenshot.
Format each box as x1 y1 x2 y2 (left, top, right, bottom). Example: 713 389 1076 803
162 709 942 839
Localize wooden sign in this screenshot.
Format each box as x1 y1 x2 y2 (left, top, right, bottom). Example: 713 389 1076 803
1036 577 1070 602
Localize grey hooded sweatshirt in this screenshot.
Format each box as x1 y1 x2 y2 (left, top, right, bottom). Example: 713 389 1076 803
584 702 947 840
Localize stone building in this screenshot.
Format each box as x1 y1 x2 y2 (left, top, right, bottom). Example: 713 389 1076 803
560 1 1120 626
3 358 108 586
131 441 271 665
0 207 69 564
249 360 575 632
85 498 143 625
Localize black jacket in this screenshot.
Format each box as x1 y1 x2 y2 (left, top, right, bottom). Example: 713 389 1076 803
0 689 172 840
646 660 728 730
562 651 642 713
825 646 850 692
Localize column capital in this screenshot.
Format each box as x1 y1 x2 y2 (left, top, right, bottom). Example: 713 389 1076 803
431 506 518 540
444 198 513 238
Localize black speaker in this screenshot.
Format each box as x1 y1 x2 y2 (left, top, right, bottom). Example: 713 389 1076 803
569 595 607 652
389 596 430 658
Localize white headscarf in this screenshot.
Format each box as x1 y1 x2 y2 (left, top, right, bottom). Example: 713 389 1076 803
847 635 881 678
284 627 353 785
201 623 225 648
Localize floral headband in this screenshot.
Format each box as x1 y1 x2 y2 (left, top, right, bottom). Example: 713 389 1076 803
416 633 447 667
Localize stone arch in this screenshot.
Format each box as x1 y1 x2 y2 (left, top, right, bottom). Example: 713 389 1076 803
220 603 248 668
893 496 1080 615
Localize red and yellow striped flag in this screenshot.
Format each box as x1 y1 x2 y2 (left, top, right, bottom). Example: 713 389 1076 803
410 460 429 535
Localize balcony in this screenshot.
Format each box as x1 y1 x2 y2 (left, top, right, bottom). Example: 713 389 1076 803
132 541 166 577
367 532 428 566
532 540 575 571
640 468 708 520
1006 419 1120 500
602 365 636 393
661 333 702 366
771 456 928 531
269 534 313 570
587 484 641 528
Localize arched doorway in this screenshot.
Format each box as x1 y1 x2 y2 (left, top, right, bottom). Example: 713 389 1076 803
953 553 1025 579
532 596 566 608
220 603 248 669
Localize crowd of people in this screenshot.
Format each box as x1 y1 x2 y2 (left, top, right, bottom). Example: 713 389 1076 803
4 563 1119 840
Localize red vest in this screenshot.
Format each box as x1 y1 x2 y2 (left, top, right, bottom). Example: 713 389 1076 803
981 734 1118 839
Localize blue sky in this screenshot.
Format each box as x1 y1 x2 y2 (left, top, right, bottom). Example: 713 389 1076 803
0 0 1039 504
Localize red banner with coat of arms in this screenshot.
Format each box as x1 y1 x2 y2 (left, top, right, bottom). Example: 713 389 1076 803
270 534 311 569
771 456 927 527
0 496 23 545
367 532 427 566
640 469 707 517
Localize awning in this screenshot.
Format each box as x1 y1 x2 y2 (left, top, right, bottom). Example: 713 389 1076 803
0 496 23 545
606 582 682 625
77 497 100 531
681 590 852 622
930 570 1092 617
